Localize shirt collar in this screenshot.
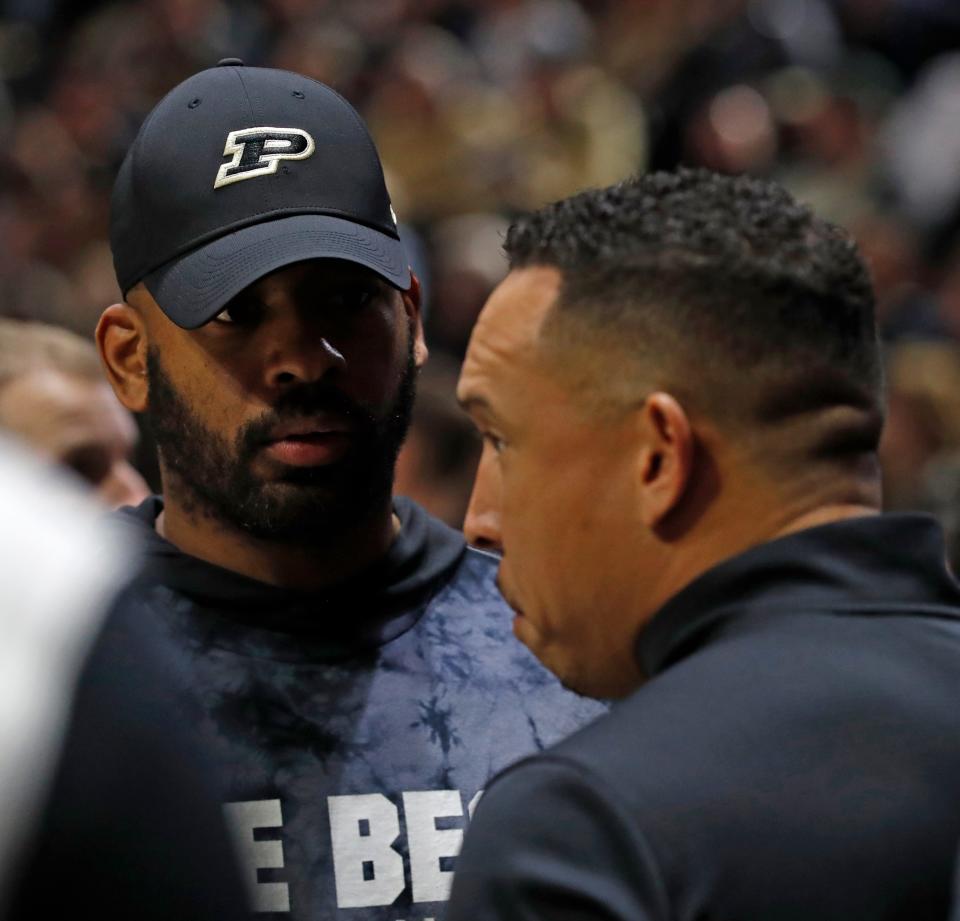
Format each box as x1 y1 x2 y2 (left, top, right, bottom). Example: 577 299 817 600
636 513 960 678
114 494 466 647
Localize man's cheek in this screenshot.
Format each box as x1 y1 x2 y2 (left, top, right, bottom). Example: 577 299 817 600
513 612 575 690
512 609 539 655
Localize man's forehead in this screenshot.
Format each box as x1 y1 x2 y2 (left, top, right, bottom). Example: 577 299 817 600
470 267 560 363
458 266 562 404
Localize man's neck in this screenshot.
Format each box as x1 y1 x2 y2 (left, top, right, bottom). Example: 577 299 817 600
637 466 882 641
155 493 400 591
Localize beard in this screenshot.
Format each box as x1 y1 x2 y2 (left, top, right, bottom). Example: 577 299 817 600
145 336 417 546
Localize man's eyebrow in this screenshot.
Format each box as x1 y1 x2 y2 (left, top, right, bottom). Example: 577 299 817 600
299 265 384 290
456 393 492 414
221 288 264 311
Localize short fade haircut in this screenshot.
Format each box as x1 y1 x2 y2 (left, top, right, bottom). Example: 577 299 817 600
0 320 103 393
504 168 883 466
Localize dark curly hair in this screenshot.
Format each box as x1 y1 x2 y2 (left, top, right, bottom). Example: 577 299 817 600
505 168 883 464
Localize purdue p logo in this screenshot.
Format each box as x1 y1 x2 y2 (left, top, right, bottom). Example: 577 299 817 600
214 127 315 189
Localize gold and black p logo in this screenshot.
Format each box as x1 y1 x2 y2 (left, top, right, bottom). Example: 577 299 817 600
214 127 315 189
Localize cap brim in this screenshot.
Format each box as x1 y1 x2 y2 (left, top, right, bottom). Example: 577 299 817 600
143 214 411 329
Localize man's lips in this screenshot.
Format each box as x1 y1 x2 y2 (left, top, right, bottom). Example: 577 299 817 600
261 418 354 466
266 415 354 441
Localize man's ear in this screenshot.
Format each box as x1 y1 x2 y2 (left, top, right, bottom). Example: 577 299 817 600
636 392 694 529
96 303 149 413
401 272 429 368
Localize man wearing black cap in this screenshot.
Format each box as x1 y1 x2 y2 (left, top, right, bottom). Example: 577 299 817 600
96 60 602 921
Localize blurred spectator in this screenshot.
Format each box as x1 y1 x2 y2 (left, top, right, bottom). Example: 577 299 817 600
684 82 778 175
880 53 960 238
880 341 960 509
936 239 960 341
427 212 509 355
0 436 248 921
269 21 365 92
0 319 148 507
852 208 946 340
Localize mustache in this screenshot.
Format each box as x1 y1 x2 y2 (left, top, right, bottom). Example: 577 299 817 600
237 383 379 453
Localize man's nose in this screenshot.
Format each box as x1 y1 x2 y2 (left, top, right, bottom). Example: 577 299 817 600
464 445 503 554
265 315 347 388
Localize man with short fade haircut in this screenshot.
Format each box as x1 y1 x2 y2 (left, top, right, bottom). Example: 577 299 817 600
96 59 601 921
450 168 960 921
0 319 148 508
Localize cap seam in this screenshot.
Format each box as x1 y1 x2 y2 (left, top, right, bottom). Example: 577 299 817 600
235 65 280 214
232 65 255 118
314 81 392 207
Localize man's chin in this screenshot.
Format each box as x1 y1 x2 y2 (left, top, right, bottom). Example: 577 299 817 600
251 454 351 484
512 618 633 701
512 615 565 682
227 472 391 543
231 500 349 544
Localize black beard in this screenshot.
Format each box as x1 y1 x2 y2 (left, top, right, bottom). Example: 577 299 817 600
145 338 417 546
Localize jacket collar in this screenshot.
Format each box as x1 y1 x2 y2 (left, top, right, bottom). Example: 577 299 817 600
637 514 960 678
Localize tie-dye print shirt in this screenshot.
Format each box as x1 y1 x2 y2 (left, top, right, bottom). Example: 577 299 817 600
116 496 605 921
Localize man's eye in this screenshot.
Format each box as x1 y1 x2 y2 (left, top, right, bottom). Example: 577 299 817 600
327 285 377 311
213 300 261 326
483 433 506 453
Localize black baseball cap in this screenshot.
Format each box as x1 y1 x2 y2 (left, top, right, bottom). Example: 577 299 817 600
110 59 410 329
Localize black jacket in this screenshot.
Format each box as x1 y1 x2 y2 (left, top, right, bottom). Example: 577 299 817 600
4 597 249 921
449 515 960 921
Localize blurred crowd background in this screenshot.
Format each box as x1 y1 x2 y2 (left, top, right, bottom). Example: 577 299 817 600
1 0 960 553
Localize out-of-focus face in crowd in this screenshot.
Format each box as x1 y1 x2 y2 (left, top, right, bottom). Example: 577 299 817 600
0 320 149 508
